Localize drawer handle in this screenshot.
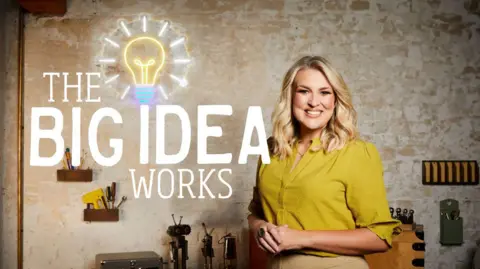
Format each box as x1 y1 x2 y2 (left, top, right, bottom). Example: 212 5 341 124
412 258 424 267
412 243 425 251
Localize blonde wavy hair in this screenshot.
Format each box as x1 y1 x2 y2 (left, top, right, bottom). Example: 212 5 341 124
270 56 359 159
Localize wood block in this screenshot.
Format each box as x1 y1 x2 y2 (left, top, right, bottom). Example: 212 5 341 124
57 169 93 182
17 0 67 15
84 209 119 222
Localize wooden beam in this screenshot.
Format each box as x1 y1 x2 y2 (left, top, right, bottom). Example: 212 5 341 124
16 0 66 15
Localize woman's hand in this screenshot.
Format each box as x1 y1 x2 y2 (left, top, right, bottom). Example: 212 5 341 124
270 224 305 252
253 221 283 254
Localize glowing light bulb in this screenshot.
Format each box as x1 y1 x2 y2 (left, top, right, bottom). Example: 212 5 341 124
123 36 166 104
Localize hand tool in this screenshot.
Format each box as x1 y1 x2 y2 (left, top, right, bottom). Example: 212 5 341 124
106 186 112 207
111 182 116 209
443 212 450 220
116 196 127 209
62 158 68 169
168 214 191 269
402 209 408 224
451 210 460 220
65 148 72 170
407 209 414 224
82 188 106 209
395 208 402 222
202 222 214 269
101 195 109 209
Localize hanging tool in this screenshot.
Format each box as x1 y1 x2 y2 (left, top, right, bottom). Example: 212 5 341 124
407 209 415 224
167 214 191 269
395 208 402 221
201 222 214 269
219 233 237 269
402 209 408 224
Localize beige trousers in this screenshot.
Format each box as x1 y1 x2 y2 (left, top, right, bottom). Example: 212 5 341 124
266 253 370 269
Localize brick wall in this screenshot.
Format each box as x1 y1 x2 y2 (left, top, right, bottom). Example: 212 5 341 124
1 0 479 268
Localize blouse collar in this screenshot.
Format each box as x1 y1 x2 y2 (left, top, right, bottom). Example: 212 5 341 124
295 137 322 151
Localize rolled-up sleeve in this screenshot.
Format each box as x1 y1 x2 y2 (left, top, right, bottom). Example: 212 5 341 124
345 142 402 247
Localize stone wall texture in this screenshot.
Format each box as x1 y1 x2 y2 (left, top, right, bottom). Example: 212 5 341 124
1 0 480 269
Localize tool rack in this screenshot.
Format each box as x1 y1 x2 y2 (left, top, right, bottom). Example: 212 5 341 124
365 223 425 269
57 169 93 182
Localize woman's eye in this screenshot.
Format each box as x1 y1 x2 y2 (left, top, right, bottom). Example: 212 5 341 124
321 91 331 95
298 89 308 94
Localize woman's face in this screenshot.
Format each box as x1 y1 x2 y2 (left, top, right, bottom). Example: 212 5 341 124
292 68 336 137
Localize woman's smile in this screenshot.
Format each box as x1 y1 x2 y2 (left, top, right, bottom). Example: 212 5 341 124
305 110 322 117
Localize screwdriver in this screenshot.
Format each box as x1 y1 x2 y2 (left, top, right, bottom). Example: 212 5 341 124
106 187 112 207
101 195 109 209
111 182 116 210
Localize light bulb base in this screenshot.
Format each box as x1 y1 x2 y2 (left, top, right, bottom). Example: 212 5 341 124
134 84 156 104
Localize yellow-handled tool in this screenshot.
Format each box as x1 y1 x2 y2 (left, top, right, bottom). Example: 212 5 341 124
82 188 106 209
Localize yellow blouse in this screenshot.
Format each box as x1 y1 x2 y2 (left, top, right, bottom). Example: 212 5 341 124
248 138 402 257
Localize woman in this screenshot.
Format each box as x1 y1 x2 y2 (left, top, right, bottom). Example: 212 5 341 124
247 56 401 269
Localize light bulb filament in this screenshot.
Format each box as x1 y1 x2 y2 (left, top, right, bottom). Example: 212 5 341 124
134 58 156 84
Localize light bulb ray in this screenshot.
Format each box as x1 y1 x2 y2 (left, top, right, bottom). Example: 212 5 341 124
142 16 147 33
120 21 131 37
169 74 188 87
170 37 185 48
98 58 116 63
121 86 131 100
105 74 120 84
158 85 169 100
174 58 191 64
158 22 169 37
104 38 120 48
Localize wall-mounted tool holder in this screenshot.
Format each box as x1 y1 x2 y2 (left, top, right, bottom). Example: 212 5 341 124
57 169 93 182
422 160 478 185
440 199 463 245
390 207 415 224
84 208 119 222
82 183 125 222
365 223 425 269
